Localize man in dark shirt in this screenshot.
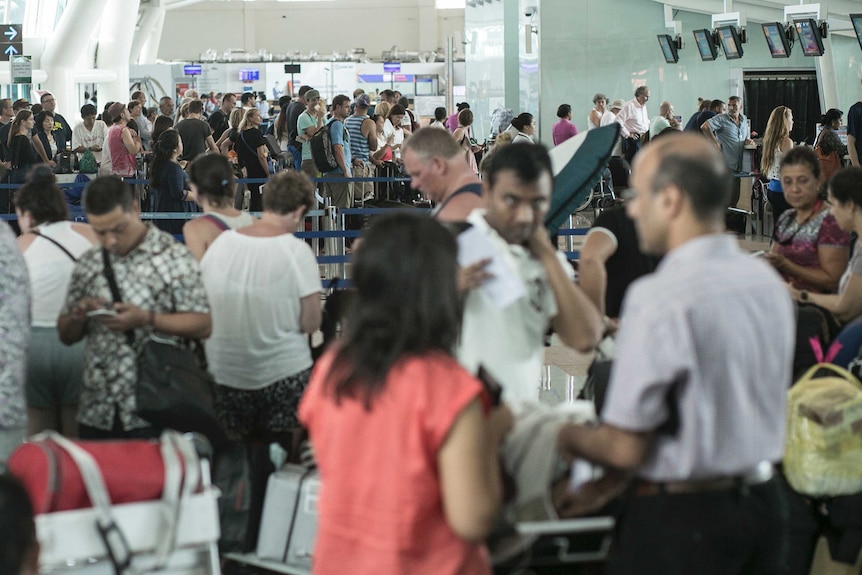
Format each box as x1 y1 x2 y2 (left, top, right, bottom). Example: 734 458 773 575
175 99 218 161
207 92 236 141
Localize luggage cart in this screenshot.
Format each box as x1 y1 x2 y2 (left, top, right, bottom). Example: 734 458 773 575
30 433 222 575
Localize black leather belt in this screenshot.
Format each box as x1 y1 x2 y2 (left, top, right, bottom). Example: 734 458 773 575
633 462 775 496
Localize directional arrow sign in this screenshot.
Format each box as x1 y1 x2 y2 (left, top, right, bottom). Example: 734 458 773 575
0 24 22 62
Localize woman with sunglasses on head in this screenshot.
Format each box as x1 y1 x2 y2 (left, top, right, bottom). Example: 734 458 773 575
764 147 850 293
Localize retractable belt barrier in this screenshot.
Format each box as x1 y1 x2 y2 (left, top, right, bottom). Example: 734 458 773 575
1 176 590 288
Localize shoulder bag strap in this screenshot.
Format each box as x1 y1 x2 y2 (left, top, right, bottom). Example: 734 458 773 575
201 213 230 231
101 248 135 346
30 229 77 261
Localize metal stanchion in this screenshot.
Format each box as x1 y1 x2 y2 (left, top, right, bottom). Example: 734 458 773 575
323 205 339 281
566 214 576 253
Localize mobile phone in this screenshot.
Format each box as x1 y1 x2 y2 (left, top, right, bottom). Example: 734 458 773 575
477 365 503 407
86 308 118 318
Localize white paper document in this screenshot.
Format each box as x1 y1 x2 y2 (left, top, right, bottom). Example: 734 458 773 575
457 226 526 309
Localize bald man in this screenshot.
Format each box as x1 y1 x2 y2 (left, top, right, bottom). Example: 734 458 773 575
402 127 484 222
558 133 794 575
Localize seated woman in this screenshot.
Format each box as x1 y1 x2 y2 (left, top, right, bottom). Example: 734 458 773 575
182 153 255 261
299 212 512 575
765 147 850 293
790 168 862 366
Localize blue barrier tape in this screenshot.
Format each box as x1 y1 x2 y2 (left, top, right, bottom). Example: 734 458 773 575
323 278 353 289
0 175 412 189
555 228 590 236
316 255 352 264
564 251 581 260
339 207 431 215
296 230 361 239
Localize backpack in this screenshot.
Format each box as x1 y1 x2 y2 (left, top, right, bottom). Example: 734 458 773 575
784 363 862 497
311 120 344 173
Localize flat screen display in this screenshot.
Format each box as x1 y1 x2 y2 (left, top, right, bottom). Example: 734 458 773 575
284 64 301 74
657 34 678 64
762 22 790 58
794 19 825 57
183 64 202 76
717 26 743 60
693 29 717 61
239 69 260 82
851 14 862 53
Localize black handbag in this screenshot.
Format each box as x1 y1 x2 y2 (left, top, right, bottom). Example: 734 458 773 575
101 249 228 450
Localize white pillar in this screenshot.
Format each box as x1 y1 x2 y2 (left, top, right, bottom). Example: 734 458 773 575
40 0 111 120
816 35 840 111
132 4 166 65
96 0 141 107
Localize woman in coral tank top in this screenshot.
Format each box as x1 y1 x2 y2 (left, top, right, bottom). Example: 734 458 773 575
299 213 513 575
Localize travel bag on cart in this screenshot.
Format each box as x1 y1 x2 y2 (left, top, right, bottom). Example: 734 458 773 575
8 430 221 575
256 463 320 570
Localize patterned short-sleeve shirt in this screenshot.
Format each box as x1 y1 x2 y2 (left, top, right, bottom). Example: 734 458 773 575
62 225 210 431
773 207 851 292
0 222 30 430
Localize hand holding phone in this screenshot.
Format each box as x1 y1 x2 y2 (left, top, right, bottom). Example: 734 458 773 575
86 308 118 318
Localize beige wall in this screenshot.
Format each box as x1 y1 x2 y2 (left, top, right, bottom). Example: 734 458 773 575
159 1 465 61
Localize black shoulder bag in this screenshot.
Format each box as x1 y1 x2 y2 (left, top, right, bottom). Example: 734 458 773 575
101 248 228 450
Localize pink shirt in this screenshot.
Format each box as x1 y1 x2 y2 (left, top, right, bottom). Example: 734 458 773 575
108 124 136 177
299 350 491 575
552 118 579 146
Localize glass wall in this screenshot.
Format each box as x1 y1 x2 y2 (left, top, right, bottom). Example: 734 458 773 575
537 0 817 146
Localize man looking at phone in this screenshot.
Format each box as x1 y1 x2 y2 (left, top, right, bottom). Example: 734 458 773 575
57 177 211 440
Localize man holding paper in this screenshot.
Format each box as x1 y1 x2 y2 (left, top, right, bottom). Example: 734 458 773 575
457 144 602 409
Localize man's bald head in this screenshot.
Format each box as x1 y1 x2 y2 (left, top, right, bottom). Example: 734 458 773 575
636 133 731 222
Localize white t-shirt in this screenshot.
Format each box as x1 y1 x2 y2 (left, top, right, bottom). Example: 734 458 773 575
72 120 108 163
457 210 570 411
24 221 95 327
201 230 321 390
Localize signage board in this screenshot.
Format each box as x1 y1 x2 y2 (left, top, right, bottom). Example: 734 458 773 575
0 24 22 62
11 55 31 84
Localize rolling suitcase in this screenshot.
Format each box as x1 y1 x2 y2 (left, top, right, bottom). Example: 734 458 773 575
256 464 320 571
9 430 221 575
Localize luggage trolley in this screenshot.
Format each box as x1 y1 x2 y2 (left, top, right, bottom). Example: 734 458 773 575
15 432 222 575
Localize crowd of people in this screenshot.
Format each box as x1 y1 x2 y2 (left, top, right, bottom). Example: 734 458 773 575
2 79 862 575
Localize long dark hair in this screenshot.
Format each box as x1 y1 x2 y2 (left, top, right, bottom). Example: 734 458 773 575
13 165 69 224
7 110 31 147
327 213 461 407
149 129 181 187
188 153 235 208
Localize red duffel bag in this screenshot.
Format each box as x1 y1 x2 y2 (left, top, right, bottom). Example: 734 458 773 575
8 435 169 514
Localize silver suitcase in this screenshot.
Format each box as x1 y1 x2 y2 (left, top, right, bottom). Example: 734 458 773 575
256 464 320 570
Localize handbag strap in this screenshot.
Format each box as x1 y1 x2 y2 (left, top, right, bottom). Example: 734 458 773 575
30 229 77 262
101 248 135 346
43 432 139 575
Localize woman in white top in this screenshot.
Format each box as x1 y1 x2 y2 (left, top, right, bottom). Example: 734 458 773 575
761 106 794 223
510 113 536 144
201 170 321 453
183 154 256 261
588 93 615 130
14 166 98 436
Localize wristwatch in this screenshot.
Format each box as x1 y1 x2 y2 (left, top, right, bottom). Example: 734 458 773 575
799 290 809 302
